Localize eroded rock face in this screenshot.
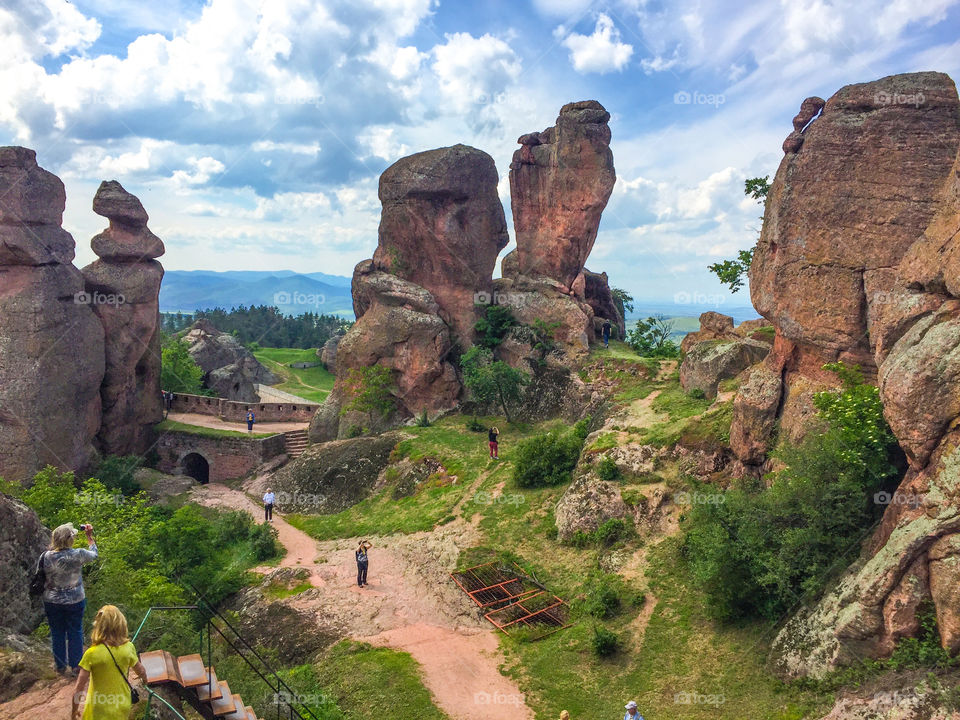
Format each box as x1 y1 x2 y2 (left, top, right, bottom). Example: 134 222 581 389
679 338 770 399
729 364 783 465
0 494 49 634
0 147 105 481
184 319 277 402
509 100 616 289
555 474 628 541
680 312 736 354
582 268 624 340
372 144 508 344
318 333 341 372
82 181 165 455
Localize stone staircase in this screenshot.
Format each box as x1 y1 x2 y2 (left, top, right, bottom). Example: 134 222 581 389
141 649 262 719
283 429 309 458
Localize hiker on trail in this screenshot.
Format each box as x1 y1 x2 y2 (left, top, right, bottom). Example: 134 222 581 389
623 700 644 720
246 409 255 433
488 426 500 459
72 605 147 720
602 319 612 348
38 523 98 675
356 540 372 587
263 488 275 522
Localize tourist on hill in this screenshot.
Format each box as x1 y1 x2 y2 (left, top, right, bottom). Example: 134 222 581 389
623 700 644 720
488 426 500 459
246 409 255 433
263 488 275 522
602 319 612 348
72 605 147 720
356 540 372 587
40 522 98 675
560 711 570 720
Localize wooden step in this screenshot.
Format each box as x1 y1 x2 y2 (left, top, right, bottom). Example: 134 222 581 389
209 681 236 716
176 653 208 687
141 650 179 685
195 667 223 702
222 693 248 719
245 706 258 720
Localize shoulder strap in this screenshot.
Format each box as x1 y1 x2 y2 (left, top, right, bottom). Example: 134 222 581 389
104 645 134 690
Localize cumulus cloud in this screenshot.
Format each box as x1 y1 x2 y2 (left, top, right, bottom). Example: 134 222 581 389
559 14 634 74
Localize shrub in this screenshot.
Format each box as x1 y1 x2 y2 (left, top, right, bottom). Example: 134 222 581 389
513 428 585 488
474 304 517 349
346 424 364 438
687 388 706 400
414 410 431 427
582 578 622 619
92 455 144 496
461 346 530 422
887 602 956 670
466 416 486 433
591 625 620 657
595 456 621 482
683 363 901 621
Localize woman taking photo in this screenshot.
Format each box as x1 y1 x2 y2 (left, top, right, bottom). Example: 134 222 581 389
72 605 147 720
40 522 98 674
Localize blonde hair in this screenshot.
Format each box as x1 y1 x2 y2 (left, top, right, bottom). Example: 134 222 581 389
560 712 570 720
90 605 130 647
50 523 78 551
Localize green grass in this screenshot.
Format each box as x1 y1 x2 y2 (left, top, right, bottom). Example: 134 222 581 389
154 419 275 439
263 579 313 600
254 347 336 403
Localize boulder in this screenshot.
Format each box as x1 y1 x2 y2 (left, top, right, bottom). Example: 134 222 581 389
371 144 508 343
928 534 960 653
680 312 736 354
83 181 165 456
0 494 49 634
729 364 782 465
509 101 616 289
0 148 105 481
319 334 341 372
183 319 278 401
267 432 401 513
492 275 594 357
582 268 624 340
679 338 770 399
555 474 628 541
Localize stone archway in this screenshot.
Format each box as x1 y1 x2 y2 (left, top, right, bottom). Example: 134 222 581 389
181 452 210 484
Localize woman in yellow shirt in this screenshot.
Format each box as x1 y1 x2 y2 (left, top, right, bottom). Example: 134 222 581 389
72 605 147 720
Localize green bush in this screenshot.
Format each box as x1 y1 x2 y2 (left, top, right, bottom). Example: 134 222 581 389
687 388 706 400
683 363 901 621
474 304 517 349
91 455 144 496
591 625 620 657
582 578 622 619
887 602 956 670
513 426 586 488
466 416 486 433
595 456 621 482
594 518 630 546
414 409 431 427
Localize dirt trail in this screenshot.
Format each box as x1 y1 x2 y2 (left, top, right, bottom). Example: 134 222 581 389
166 412 309 433
192 483 534 720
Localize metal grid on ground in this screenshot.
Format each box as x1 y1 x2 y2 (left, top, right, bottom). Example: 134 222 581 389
451 562 542 609
484 591 570 640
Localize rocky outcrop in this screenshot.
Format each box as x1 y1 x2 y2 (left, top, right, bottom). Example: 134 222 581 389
0 494 49 634
0 147 105 481
372 144 508 344
318 333 342 372
679 338 770 399
183 319 277 402
81 181 164 456
769 72 960 676
582 268 624 340
555 474 628 541
509 100 616 290
728 364 783 465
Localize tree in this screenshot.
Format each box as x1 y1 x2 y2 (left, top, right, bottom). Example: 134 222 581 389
342 365 395 425
611 287 634 320
474 304 517 349
160 335 206 394
707 175 771 292
626 314 679 357
460 346 529 422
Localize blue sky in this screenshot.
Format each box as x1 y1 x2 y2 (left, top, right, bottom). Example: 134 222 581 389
2 0 959 308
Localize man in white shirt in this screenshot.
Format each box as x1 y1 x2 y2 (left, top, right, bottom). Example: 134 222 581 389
624 700 643 720
263 489 275 522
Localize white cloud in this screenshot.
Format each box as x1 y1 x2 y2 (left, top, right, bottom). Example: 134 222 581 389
357 126 409 162
560 14 634 74
252 140 322 155
171 156 226 188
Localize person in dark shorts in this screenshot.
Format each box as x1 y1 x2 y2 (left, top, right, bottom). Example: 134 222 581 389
488 426 500 459
602 319 612 348
263 488 275 522
246 410 255 433
356 540 372 587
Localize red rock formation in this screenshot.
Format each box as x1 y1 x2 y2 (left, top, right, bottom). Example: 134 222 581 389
509 100 616 290
82 181 164 456
0 147 105 481
372 144 508 344
582 268 624 340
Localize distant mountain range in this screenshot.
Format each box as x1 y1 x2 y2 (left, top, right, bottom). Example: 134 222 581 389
160 270 763 327
160 270 355 316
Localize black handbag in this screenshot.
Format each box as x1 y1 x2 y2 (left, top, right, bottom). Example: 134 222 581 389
29 552 47 596
105 645 141 704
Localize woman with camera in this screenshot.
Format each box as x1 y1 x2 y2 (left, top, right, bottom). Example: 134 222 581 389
71 604 148 720
38 522 98 675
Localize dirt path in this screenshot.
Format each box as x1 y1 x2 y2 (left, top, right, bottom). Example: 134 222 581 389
166 412 310 433
192 483 534 720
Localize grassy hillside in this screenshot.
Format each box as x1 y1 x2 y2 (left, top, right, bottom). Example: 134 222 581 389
254 347 336 402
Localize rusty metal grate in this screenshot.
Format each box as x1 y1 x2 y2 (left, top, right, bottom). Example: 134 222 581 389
484 591 570 640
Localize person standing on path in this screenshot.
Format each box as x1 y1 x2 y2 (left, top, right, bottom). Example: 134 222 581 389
263 488 275 522
40 523 98 675
246 410 255 433
356 540 372 587
602 319 612 348
623 700 644 720
488 426 500 459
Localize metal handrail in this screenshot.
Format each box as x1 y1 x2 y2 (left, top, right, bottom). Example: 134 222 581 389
132 605 199 643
